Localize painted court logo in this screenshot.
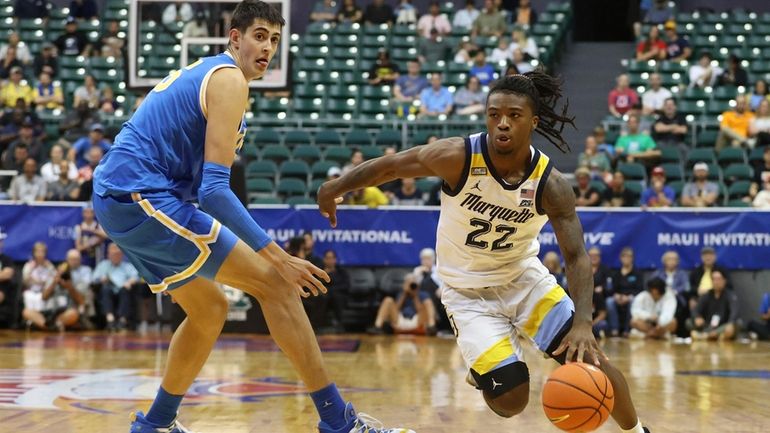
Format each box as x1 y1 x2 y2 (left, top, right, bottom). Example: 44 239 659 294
0 369 374 413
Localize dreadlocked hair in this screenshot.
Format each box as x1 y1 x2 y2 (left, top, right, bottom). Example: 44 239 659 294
487 67 576 153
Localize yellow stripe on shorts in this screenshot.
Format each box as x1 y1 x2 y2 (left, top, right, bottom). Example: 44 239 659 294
471 337 514 375
522 285 566 338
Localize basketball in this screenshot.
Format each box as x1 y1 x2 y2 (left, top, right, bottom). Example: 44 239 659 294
541 363 615 433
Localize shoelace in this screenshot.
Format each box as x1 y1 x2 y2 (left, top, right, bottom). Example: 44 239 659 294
352 413 403 433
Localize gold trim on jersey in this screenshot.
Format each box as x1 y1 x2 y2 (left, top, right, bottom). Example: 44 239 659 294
199 64 239 120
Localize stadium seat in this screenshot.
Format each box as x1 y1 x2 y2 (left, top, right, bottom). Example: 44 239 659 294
617 162 647 181
325 98 357 118
324 146 353 164
416 177 441 194
285 196 316 206
668 180 685 198
251 128 282 145
713 86 738 101
658 146 681 164
623 181 643 195
260 145 291 163
723 163 754 183
315 129 343 146
590 180 607 195
749 147 767 164
277 178 308 197
727 180 752 200
311 160 339 180
345 129 373 146
246 160 278 179
246 178 274 196
309 179 325 196
359 99 390 117
279 161 311 181
250 196 283 205
328 84 359 99
359 145 383 159
377 268 409 297
375 128 402 147
686 148 717 167
284 130 313 147
717 148 747 166
661 163 684 181
725 198 751 207
240 144 259 160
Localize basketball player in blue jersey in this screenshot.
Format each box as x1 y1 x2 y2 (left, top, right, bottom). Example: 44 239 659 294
319 70 652 433
93 2 414 432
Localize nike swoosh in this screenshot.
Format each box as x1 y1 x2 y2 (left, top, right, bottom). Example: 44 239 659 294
549 414 571 423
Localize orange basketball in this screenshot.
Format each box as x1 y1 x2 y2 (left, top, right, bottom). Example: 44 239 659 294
541 362 615 433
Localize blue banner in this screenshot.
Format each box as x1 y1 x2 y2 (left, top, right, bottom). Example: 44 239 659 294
0 204 84 262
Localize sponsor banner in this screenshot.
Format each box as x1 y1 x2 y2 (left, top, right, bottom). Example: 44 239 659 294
0 203 83 262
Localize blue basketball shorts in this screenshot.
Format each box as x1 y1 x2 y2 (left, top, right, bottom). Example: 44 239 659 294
92 192 238 293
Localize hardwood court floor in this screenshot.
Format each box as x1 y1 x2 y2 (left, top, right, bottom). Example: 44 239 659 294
0 330 767 433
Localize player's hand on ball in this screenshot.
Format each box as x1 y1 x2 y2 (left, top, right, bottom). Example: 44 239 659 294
552 321 608 367
317 184 343 227
278 256 331 298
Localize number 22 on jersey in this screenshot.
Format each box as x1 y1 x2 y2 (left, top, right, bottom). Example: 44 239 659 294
465 218 518 251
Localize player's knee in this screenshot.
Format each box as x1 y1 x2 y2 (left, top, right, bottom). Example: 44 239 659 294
471 361 530 418
485 382 530 418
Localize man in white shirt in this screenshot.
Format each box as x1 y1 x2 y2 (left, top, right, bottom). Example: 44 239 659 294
688 51 722 89
417 1 452 38
642 73 672 115
630 277 678 339
452 0 480 30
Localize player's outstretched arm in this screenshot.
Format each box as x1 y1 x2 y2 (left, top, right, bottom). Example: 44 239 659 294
199 68 329 298
542 169 607 365
317 137 466 226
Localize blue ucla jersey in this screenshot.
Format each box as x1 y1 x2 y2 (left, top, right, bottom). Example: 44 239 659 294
94 52 247 202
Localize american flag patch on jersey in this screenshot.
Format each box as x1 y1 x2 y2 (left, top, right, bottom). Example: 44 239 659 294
521 188 534 199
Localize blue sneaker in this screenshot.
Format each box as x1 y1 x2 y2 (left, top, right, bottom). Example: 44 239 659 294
130 411 193 433
317 402 416 433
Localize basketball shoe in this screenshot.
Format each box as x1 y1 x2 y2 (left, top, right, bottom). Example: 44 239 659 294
317 402 416 433
129 411 192 433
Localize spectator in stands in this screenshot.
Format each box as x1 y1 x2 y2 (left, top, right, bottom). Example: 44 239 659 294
616 115 660 163
0 46 21 81
72 123 110 168
573 167 602 206
47 160 81 201
644 0 673 24
681 162 719 207
663 20 691 62
605 247 643 337
510 48 533 74
651 250 689 297
453 75 486 115
97 20 125 58
59 101 100 142
636 26 666 62
9 158 46 203
747 292 770 340
34 70 65 112
588 246 612 296
21 242 57 330
326 166 341 182
489 37 512 64
453 40 476 64
604 171 639 207
469 50 495 85
302 231 322 268
341 149 363 176
94 244 139 331
394 0 417 25
510 27 539 60
6 118 43 162
417 1 451 38
367 273 437 335
183 10 209 38
391 178 424 205
64 249 94 328
716 94 754 151
592 284 608 338
393 60 429 117
367 49 400 86
76 145 102 200
751 146 770 194
453 0 480 31
652 98 687 147
641 73 671 115
73 74 101 110
593 125 615 157
748 99 770 148
31 250 91 331
608 74 639 118
718 54 748 88
1 32 32 66
40 144 77 184
578 135 611 176
69 0 98 20
322 249 349 332
691 270 737 341
471 0 507 38
1 143 29 178
74 206 107 267
543 251 567 289
640 166 675 208
14 0 50 19
752 177 770 209
363 0 393 25
749 79 769 111
689 246 731 308
33 48 57 80
345 186 389 207
419 73 453 118
0 231 15 327
417 28 452 64
1 67 33 107
310 0 337 23
162 1 193 26
688 51 721 89
55 17 91 57
98 87 119 115
513 0 537 29
630 277 677 339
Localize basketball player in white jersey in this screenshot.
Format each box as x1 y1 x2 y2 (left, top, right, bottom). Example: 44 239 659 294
318 70 651 433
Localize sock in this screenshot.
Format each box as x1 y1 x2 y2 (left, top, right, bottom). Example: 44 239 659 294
620 419 645 433
310 383 347 430
145 386 184 428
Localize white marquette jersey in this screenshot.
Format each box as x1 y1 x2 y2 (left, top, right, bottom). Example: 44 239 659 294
436 132 553 288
